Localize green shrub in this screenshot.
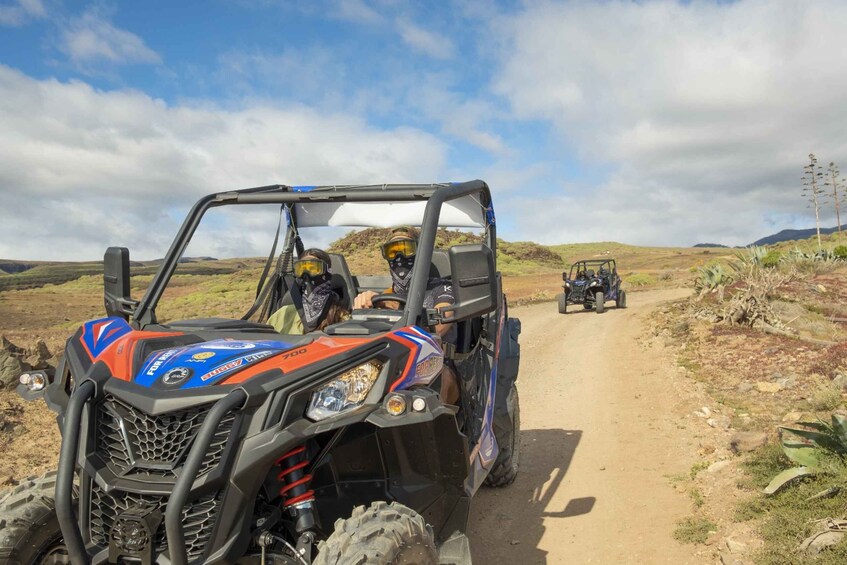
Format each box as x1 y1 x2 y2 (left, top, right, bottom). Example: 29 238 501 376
625 273 656 287
834 245 847 260
673 516 717 544
761 250 782 268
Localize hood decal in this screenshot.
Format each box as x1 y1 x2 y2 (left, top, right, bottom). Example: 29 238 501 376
81 317 133 358
135 339 296 389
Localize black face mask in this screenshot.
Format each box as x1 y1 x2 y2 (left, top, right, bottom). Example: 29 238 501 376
298 272 334 332
389 255 415 298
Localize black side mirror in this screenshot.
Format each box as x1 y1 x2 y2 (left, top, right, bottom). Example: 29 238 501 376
440 244 496 321
562 272 568 281
104 247 136 320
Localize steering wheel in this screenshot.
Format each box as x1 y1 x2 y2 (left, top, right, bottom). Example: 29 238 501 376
370 293 407 307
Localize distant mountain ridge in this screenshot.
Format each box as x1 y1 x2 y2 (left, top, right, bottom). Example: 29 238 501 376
751 225 847 247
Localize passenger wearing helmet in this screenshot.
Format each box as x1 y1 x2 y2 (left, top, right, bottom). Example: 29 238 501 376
353 227 459 404
268 248 350 334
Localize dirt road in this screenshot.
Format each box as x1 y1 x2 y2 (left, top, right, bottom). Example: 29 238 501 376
469 288 704 564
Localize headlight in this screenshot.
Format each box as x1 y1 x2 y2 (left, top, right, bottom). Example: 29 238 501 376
306 360 383 421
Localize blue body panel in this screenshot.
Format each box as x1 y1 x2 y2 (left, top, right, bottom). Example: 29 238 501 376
135 339 296 389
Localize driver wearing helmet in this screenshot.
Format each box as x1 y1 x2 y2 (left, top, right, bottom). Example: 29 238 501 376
268 248 350 334
353 227 459 404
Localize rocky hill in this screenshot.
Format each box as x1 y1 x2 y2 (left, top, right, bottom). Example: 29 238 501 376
329 228 564 275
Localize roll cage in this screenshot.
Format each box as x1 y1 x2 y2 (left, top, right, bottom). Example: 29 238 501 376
132 181 496 329
567 259 617 280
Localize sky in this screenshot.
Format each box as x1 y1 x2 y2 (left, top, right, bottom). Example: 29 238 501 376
1 0 847 260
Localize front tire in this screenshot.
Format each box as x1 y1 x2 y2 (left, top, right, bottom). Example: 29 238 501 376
595 290 605 314
0 471 71 565
484 384 520 487
617 290 627 308
315 502 437 565
557 293 567 314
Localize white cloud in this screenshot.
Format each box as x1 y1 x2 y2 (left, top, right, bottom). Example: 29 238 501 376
334 0 384 24
397 20 454 60
0 65 447 260
0 0 44 26
493 0 847 246
59 9 161 67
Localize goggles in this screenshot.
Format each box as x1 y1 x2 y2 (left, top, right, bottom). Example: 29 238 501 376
381 238 417 261
293 258 329 278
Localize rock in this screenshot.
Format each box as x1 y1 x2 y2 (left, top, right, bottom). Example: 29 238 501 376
756 381 783 393
24 339 52 370
775 377 797 390
783 411 803 423
700 406 712 418
833 373 847 392
707 416 732 429
699 444 716 456
737 381 754 393
730 431 768 454
816 284 827 294
707 460 732 474
0 350 27 388
799 531 844 554
725 538 748 554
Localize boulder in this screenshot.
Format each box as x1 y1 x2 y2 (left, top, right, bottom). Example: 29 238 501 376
0 336 53 388
0 336 31 388
730 431 768 454
799 531 844 555
0 350 26 388
25 339 52 370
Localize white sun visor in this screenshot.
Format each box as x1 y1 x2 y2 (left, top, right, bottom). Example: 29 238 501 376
292 194 488 228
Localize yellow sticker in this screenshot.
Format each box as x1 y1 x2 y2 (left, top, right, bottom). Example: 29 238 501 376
192 352 215 360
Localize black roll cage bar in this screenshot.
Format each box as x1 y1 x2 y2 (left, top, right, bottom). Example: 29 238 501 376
567 259 617 279
132 180 496 329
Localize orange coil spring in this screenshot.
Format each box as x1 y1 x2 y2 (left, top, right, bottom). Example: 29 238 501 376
276 446 315 507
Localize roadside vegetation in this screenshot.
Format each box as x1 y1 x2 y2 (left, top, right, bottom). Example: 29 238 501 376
657 233 847 563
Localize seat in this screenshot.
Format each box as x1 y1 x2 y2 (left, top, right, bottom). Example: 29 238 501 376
328 253 356 309
430 250 451 279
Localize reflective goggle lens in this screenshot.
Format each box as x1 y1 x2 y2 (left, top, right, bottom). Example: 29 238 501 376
293 259 327 278
381 238 417 260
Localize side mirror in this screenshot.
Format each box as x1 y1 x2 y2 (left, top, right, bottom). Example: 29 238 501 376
441 244 496 321
104 247 136 320
562 272 568 281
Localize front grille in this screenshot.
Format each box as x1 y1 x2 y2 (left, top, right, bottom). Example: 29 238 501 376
96 395 235 477
89 482 221 562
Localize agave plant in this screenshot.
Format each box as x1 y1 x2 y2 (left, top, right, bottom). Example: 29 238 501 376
736 245 769 267
765 414 847 495
694 263 733 296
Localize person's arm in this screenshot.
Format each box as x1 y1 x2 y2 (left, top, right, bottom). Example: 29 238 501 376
353 290 378 309
354 288 400 310
432 302 454 337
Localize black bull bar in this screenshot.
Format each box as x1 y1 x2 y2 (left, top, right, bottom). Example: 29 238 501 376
55 379 247 565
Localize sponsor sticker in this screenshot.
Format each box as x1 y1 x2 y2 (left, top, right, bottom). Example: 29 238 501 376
191 352 215 361
162 367 192 385
200 359 243 382
146 348 179 376
199 341 257 351
198 350 276 382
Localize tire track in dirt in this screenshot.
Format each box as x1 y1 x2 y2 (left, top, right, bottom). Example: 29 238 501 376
468 289 704 564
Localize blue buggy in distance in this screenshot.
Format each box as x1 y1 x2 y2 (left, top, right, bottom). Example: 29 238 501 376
557 259 626 314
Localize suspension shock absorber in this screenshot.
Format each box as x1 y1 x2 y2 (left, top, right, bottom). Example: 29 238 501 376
277 446 317 533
